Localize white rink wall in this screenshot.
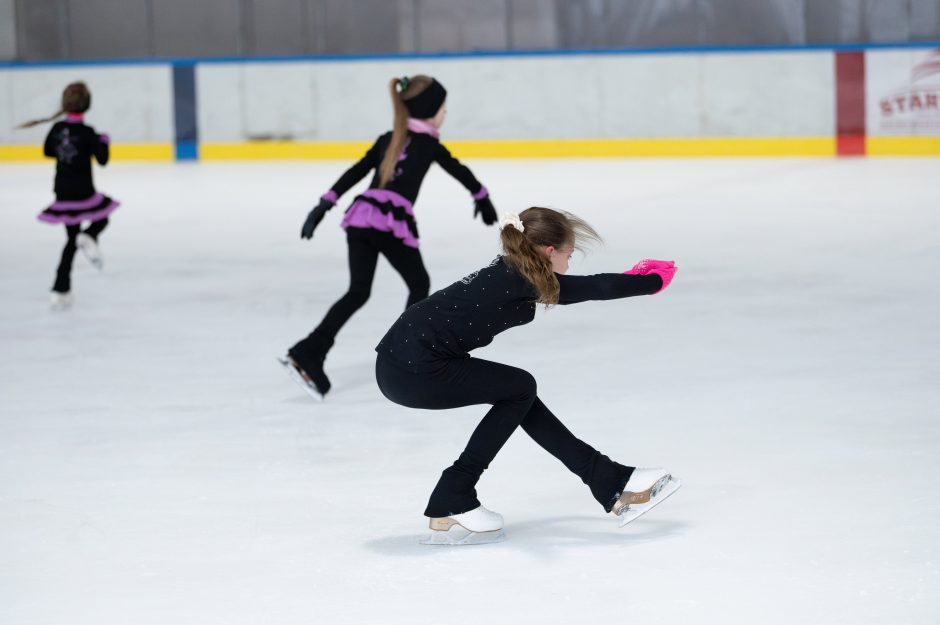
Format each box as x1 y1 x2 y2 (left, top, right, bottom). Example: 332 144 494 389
197 52 835 142
0 65 174 145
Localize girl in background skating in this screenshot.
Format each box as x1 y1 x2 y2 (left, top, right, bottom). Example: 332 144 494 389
374 207 681 544
282 75 498 400
20 81 119 309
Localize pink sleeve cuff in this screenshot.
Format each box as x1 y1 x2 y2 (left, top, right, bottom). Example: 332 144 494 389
472 186 489 200
98 134 111 144
322 190 338 203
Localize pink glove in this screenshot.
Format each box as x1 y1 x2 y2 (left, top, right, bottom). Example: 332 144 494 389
624 259 677 294
98 133 110 144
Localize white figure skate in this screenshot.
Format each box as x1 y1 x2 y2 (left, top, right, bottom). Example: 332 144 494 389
76 233 103 270
50 291 74 310
612 468 681 527
277 355 325 401
421 505 506 545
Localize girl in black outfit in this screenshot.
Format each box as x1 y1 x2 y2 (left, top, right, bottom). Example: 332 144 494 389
21 82 119 309
282 75 497 399
375 207 681 544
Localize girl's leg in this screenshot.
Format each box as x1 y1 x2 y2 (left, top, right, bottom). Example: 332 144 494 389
377 355 538 517
289 228 379 371
520 398 634 512
83 217 109 240
375 356 633 516
375 232 430 308
52 224 81 293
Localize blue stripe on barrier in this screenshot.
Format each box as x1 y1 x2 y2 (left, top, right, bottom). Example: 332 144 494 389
172 64 198 162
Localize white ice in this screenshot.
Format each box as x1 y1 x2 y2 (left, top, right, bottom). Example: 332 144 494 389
1 158 938 625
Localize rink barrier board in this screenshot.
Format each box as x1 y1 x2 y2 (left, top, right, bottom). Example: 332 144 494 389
0 144 174 162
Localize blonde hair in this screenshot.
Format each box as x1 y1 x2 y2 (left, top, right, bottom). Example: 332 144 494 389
501 207 602 306
378 75 434 188
18 82 91 129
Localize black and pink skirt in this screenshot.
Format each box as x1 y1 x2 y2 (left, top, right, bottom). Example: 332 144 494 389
37 192 120 226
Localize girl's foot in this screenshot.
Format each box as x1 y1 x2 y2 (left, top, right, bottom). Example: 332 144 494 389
50 291 73 310
422 505 505 545
278 355 330 400
76 233 102 270
612 468 681 527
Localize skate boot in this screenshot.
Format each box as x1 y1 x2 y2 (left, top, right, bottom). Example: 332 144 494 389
277 354 330 400
421 505 506 546
76 233 103 270
50 290 74 310
612 468 681 527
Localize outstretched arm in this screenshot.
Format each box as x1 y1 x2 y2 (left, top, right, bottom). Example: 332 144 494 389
435 143 496 224
326 134 385 200
557 273 663 305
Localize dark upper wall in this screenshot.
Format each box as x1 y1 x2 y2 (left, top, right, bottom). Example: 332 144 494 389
5 0 940 62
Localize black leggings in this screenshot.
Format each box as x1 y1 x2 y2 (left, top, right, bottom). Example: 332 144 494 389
375 355 634 518
290 228 430 370
53 218 108 293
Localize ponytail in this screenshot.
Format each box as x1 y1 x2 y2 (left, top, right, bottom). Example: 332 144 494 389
17 81 90 130
501 224 560 305
18 110 65 129
500 207 602 307
378 78 410 188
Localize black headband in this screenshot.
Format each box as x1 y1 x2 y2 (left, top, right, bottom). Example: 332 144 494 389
402 78 447 119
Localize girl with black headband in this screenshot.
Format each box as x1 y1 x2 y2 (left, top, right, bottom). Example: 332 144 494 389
20 82 119 309
375 207 681 544
281 75 498 400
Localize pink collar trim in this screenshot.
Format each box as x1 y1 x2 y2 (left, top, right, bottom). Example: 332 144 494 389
65 113 84 122
407 118 439 139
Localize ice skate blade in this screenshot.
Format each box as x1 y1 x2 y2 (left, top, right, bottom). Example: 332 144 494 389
277 356 324 401
420 525 506 546
617 476 681 528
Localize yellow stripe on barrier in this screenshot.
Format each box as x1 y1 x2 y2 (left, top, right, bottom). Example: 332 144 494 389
5 137 939 161
0 145 46 162
0 143 174 162
200 141 374 161
200 137 836 159
866 136 940 156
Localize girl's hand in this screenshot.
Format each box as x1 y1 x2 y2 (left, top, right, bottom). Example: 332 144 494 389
625 259 677 294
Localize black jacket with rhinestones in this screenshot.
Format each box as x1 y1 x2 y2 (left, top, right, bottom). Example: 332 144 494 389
44 121 109 200
376 256 662 372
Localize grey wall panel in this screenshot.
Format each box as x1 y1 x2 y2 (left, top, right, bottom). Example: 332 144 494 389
152 0 240 57
15 0 69 59
866 0 911 42
415 0 509 52
68 0 151 58
508 0 558 49
247 0 307 56
700 0 806 45
0 0 16 59
911 0 940 41
603 0 705 47
319 0 401 54
9 0 940 62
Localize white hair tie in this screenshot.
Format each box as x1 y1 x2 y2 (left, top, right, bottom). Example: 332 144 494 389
499 213 524 233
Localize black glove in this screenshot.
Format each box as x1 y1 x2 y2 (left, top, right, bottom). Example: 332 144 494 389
474 195 497 226
301 197 335 239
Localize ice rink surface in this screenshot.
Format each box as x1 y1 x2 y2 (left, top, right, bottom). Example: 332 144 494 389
1 158 938 624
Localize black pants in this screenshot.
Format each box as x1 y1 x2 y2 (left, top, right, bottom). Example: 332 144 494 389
290 228 430 371
53 218 108 293
375 355 634 518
